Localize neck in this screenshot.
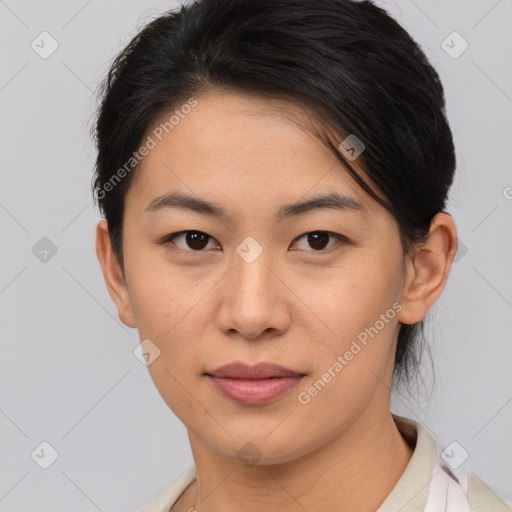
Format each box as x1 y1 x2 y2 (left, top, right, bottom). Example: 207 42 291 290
175 406 414 512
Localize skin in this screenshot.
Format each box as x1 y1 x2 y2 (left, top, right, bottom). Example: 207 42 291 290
96 89 458 512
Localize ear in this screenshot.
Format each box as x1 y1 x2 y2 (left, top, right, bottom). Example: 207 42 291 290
397 212 458 325
95 219 137 328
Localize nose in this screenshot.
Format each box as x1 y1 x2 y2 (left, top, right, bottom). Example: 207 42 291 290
215 244 291 340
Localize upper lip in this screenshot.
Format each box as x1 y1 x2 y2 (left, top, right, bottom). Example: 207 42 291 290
206 362 305 379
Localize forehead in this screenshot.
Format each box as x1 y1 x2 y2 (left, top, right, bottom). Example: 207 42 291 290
125 90 379 217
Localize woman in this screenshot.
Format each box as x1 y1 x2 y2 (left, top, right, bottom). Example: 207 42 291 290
92 0 511 510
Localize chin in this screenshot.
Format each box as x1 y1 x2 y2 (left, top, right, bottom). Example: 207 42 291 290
196 423 315 467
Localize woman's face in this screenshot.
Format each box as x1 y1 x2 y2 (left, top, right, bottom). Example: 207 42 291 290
112 90 413 464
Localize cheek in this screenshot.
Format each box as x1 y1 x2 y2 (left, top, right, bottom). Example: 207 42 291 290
123 239 198 335
126 267 213 386
130 278 207 352
305 249 403 379
319 261 401 335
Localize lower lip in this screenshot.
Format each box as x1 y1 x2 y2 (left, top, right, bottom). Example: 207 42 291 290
207 375 304 405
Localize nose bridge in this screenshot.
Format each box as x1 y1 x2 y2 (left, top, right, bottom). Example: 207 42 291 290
232 235 273 299
215 235 288 338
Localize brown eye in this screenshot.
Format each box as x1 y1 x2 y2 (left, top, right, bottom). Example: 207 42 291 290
164 230 219 251
307 232 330 250
291 231 347 252
186 231 209 250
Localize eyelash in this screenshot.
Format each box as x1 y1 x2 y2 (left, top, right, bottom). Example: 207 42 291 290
160 230 349 253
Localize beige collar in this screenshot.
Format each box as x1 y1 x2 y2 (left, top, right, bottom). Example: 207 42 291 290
376 414 436 511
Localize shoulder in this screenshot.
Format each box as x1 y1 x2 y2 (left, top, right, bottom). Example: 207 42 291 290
132 466 196 512
391 414 512 512
467 471 512 511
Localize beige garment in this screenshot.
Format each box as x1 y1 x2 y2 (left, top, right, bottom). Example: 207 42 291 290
134 414 512 512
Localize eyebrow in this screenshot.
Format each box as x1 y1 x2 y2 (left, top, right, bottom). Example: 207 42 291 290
144 190 367 221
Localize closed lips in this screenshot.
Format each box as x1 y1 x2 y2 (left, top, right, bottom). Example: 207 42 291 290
205 362 305 379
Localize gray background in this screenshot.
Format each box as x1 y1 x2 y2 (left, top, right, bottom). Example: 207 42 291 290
0 0 511 510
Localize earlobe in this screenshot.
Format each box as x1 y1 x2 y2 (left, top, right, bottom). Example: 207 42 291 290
397 213 458 325
95 219 137 328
